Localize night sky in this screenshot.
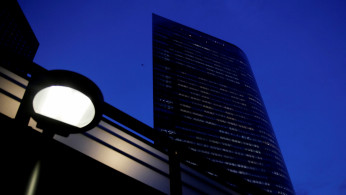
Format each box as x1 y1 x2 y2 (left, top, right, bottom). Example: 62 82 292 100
17 0 346 194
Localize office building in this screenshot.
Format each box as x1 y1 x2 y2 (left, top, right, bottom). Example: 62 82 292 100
153 14 294 194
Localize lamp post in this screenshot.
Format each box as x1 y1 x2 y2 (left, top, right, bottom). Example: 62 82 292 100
15 69 104 195
22 69 104 137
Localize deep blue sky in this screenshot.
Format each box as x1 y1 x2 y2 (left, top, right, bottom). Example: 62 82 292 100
18 0 346 194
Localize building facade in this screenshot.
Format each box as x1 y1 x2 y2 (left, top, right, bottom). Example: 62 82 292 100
153 14 294 194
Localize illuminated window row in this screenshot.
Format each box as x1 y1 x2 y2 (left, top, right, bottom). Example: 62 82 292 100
218 125 262 141
264 189 273 194
244 148 261 154
214 117 254 131
219 132 278 157
159 128 176 135
154 107 173 115
177 92 256 127
275 184 293 194
156 77 172 85
244 84 258 93
170 38 212 54
153 62 172 72
217 55 245 68
227 169 268 180
230 138 259 148
263 144 281 157
257 129 278 146
199 85 247 108
190 146 248 162
175 138 196 145
255 122 274 136
250 104 266 115
181 95 253 127
154 38 169 47
158 98 173 104
245 90 262 102
172 29 227 50
248 160 264 166
180 105 253 132
170 51 241 84
192 42 210 51
263 141 281 153
193 131 255 152
182 51 240 80
240 73 256 84
248 96 263 107
219 88 245 101
178 87 250 115
155 48 171 58
218 136 260 150
273 154 286 165
180 108 205 118
200 107 253 128
272 171 289 180
195 133 262 155
156 82 172 89
253 127 276 142
188 136 264 162
245 153 263 160
176 125 217 141
178 56 230 80
200 101 249 123
275 184 294 195
245 179 270 186
210 159 261 172
216 145 256 160
180 71 244 99
177 75 244 103
153 31 169 39
156 102 174 110
274 162 289 172
253 114 270 125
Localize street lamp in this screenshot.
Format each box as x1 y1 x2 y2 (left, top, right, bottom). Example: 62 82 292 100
26 70 104 136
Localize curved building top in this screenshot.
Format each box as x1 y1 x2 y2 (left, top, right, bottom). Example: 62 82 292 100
153 13 295 195
152 13 249 63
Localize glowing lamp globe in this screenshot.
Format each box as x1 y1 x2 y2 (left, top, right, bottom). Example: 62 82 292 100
27 70 104 136
33 86 95 128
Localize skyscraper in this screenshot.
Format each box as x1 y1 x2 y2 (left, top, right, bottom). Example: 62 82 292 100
153 14 294 194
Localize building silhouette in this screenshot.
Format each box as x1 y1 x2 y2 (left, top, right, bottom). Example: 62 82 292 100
0 0 39 79
153 14 294 194
0 0 39 61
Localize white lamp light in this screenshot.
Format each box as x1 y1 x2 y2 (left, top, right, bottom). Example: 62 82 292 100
26 70 104 136
33 86 95 128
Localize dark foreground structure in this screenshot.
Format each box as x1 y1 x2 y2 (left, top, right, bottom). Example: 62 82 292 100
0 63 270 195
1 1 274 195
153 14 294 194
